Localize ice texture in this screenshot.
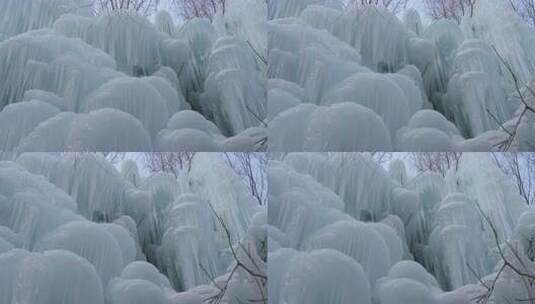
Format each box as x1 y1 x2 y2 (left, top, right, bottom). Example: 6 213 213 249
0 0 266 152
1 249 105 304
268 0 535 151
269 248 371 304
0 152 265 303
269 152 530 303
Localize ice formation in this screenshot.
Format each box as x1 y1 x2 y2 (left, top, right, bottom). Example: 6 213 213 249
0 0 267 152
268 0 535 151
0 152 265 304
268 152 532 303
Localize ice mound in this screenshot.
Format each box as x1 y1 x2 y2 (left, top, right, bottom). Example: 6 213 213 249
269 248 371 304
83 77 169 138
54 11 165 75
0 100 60 151
396 127 456 151
407 110 461 137
106 262 176 304
323 72 411 135
106 279 170 304
0 162 83 249
269 188 350 249
16 109 152 152
16 153 131 221
269 103 392 152
120 261 172 289
267 87 302 120
376 263 471 304
35 221 126 284
268 19 363 104
0 29 118 111
158 111 266 152
304 220 395 284
268 161 345 211
0 249 104 304
0 0 93 41
284 153 394 220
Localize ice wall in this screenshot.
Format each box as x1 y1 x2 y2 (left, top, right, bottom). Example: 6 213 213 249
269 152 530 303
0 0 93 41
0 0 267 151
283 153 394 220
189 153 259 245
1 152 263 303
267 0 535 151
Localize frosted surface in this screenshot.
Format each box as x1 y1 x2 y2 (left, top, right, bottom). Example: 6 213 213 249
0 152 265 303
268 0 535 151
0 0 266 152
269 152 531 303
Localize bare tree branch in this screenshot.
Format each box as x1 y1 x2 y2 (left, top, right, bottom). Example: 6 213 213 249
95 0 160 16
143 152 196 178
202 200 267 304
223 153 267 206
346 0 409 14
410 152 463 177
172 0 225 21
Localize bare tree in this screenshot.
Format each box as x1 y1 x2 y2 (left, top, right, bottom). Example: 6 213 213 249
424 0 535 27
202 201 266 304
488 46 535 151
423 0 477 23
143 152 196 177
346 0 409 14
101 152 126 164
508 0 535 27
492 153 535 205
172 0 225 20
470 202 535 303
95 0 160 16
410 152 463 177
224 153 267 206
370 152 392 165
